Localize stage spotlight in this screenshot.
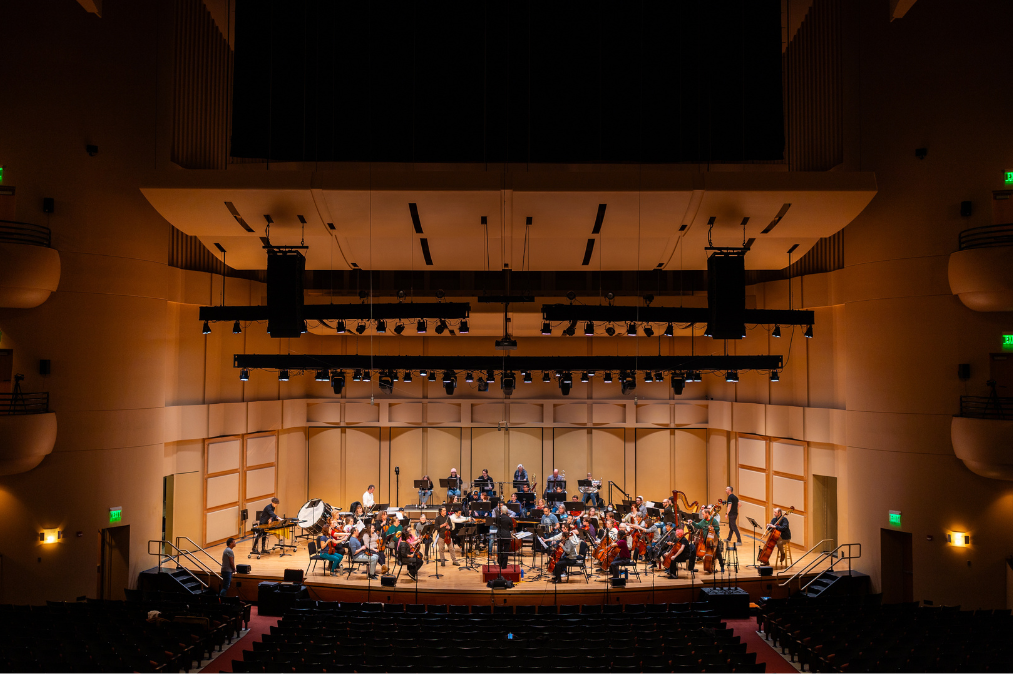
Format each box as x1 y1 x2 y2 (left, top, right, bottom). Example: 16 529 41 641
523 371 533 384
542 371 551 383
352 369 362 382
805 325 814 339
725 371 739 383
644 371 654 383
671 374 685 395
772 324 781 338
664 323 674 337
417 319 427 334
562 320 577 337
486 370 495 385
501 372 516 395
335 319 346 334
620 371 637 395
770 370 780 382
239 368 250 382
302 322 307 334
379 372 394 394
376 319 387 334
580 371 589 383
279 369 290 382
693 371 703 382
363 370 372 382
584 321 594 336
655 371 663 382
605 325 616 337
403 371 413 383
419 368 428 377
315 369 329 382
643 324 655 338
443 371 458 395
392 371 399 382
603 371 612 383
459 319 469 334
356 322 367 335
541 321 551 335
233 320 242 334
559 372 573 396
435 322 446 335
477 377 489 392
202 320 211 335
331 372 345 394
626 323 637 336
428 370 436 382
465 372 474 383
394 322 405 335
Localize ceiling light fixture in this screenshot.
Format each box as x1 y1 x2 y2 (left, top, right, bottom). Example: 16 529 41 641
541 321 551 335
239 368 250 381
376 319 386 334
664 323 674 337
726 371 739 383
403 370 413 383
584 321 594 336
605 325 616 337
394 322 405 335
278 369 289 382
523 371 533 383
315 370 329 382
805 325 814 339
202 320 211 335
435 321 446 335
459 319 469 334
465 372 474 383
428 370 436 382
580 371 589 383
233 320 242 334
335 319 346 334
559 372 573 396
362 370 371 382
542 371 551 383
626 323 637 337
443 371 457 395
644 371 654 383
772 325 781 338
603 371 613 383
643 325 655 338
331 372 345 394
417 319 427 334
671 374 685 395
356 322 366 335
620 371 636 395
352 369 362 381
770 370 780 382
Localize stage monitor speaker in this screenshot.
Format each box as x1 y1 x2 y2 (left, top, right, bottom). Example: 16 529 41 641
283 568 304 584
237 564 251 574
267 250 305 338
758 565 773 576
611 576 628 588
706 252 746 340
380 575 396 587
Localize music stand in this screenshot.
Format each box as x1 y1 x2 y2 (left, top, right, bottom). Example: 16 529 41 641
546 492 566 503
512 480 529 491
449 503 463 513
646 507 662 520
438 478 452 503
414 480 432 508
567 502 586 514
746 517 762 567
517 492 535 516
458 523 480 571
419 523 440 578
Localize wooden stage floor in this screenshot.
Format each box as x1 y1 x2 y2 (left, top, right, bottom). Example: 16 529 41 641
203 536 831 607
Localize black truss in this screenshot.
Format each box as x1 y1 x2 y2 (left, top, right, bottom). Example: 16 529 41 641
541 304 814 326
200 302 470 323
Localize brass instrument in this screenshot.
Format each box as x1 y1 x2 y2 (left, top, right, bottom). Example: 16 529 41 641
579 477 603 494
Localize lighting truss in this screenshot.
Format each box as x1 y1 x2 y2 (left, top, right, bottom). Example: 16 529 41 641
200 302 470 323
540 304 814 328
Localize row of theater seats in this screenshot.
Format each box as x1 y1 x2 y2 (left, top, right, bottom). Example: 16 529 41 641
0 596 251 673
284 599 720 614
758 594 1013 673
232 602 766 673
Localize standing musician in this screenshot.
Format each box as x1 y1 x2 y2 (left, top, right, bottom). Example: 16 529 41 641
546 469 565 490
547 523 580 583
417 475 434 507
691 506 725 573
446 468 462 499
661 497 676 522
435 506 459 567
513 464 529 485
362 485 376 511
767 507 792 564
493 503 516 568
251 497 281 555
724 486 742 545
665 527 696 578
414 513 432 561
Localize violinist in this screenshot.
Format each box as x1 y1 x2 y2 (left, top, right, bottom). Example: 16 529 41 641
435 506 459 567
665 527 696 578
361 521 387 573
319 529 345 576
414 513 432 561
609 524 633 578
400 524 424 580
375 510 390 535
622 503 640 525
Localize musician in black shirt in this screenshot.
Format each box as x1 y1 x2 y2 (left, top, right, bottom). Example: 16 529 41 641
252 497 281 554
475 469 495 497
724 486 742 544
665 528 696 578
493 504 515 568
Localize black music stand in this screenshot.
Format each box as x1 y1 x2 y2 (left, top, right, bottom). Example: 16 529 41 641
517 492 535 516
414 480 432 508
512 480 529 491
457 523 480 571
420 523 442 579
746 516 762 568
438 478 453 503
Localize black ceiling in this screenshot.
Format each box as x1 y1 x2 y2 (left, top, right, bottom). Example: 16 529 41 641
231 0 785 164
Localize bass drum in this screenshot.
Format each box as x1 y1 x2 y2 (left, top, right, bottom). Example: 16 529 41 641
296 498 333 535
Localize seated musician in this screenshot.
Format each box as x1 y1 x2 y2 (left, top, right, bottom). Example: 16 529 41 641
548 524 580 583
539 506 560 535
622 504 640 524
506 493 524 518
384 514 404 556
768 507 792 563
435 506 459 567
418 475 434 507
635 496 648 518
665 527 696 578
352 503 366 523
554 501 567 518
581 472 598 506
446 468 462 499
661 497 676 522
319 529 345 575
609 524 633 578
399 526 424 580
375 510 389 534
691 506 725 573
475 469 494 495
251 497 281 554
347 529 379 579
414 512 432 560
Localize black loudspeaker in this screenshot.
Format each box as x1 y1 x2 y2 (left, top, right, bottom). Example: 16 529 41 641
958 363 971 381
758 565 773 576
39 359 51 376
960 201 973 217
283 568 304 583
380 575 396 587
241 509 249 521
237 564 251 574
266 250 305 338
42 197 55 213
706 253 746 340
611 576 628 588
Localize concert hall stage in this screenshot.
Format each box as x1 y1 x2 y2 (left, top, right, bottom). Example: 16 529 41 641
202 537 833 608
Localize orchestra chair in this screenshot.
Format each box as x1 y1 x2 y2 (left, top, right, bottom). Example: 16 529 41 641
345 551 371 579
777 541 793 568
563 542 592 583
612 558 642 583
305 541 328 577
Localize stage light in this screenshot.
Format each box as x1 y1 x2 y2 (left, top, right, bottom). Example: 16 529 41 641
486 370 495 385
419 369 428 378
240 368 250 382
233 320 242 334
335 319 346 334
417 319 427 334
435 320 448 335
542 371 551 383
664 323 674 337
655 371 663 382
428 370 436 382
580 371 589 383
605 325 616 337
644 371 653 383
356 322 367 335
315 369 329 382
477 377 489 392
559 372 573 396
643 325 655 338
603 371 613 383
331 372 345 394
379 372 394 394
352 369 362 381
363 370 371 382
693 371 703 382
541 321 551 335
376 319 387 334
443 371 458 395
805 325 813 339
202 320 211 335
584 321 594 336
403 371 413 383
772 324 781 338
501 372 516 395
459 319 469 334
562 320 577 337
523 371 533 384
620 371 636 395
302 322 308 334
279 370 290 382
394 322 405 335
626 323 637 336
392 371 399 382
725 371 739 383
671 375 685 395
770 370 780 382
465 372 474 383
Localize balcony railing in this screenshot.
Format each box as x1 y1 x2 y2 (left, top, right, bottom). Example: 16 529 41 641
959 223 1013 251
960 395 1012 420
0 219 51 248
0 392 50 415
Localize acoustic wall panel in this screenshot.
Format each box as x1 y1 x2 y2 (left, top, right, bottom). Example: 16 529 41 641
635 429 672 503
307 428 342 508
508 428 542 488
552 428 588 486
427 428 463 493
738 500 767 533
206 473 239 509
389 428 423 507
591 429 625 494
773 441 805 476
245 466 275 500
246 434 276 466
246 496 273 523
205 506 239 544
674 429 707 505
345 428 380 509
738 467 766 502
472 428 506 486
738 436 766 469
773 475 805 512
207 439 241 474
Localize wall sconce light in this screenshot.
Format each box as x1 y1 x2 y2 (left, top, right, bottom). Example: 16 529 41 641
946 532 970 547
40 529 62 544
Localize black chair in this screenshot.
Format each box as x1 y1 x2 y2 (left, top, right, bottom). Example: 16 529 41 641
305 541 330 577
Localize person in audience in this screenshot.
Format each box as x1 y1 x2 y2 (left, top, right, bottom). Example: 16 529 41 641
347 528 379 579
219 537 236 597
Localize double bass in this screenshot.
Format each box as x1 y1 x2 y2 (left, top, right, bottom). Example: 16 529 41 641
757 506 794 565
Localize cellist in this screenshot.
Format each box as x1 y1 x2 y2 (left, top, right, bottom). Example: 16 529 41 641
664 527 696 578
547 523 580 583
766 507 792 565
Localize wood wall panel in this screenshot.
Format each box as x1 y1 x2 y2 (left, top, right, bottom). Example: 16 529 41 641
635 429 672 503
207 439 240 473
471 428 506 486
507 428 543 488
675 429 708 504
738 436 767 469
389 428 423 508
591 429 625 495
344 428 380 510
426 428 462 502
552 429 588 487
307 428 342 508
773 441 805 476
738 468 767 503
206 473 238 509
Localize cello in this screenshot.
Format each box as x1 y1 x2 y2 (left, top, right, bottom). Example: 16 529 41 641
757 506 794 566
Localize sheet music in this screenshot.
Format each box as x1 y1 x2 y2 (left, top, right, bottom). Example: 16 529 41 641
514 531 532 539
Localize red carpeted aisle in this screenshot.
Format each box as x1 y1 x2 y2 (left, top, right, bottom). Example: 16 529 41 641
201 607 279 674
726 618 796 673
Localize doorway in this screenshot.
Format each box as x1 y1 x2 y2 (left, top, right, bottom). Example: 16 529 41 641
880 528 913 604
0 349 12 394
812 475 838 553
98 525 130 601
163 475 174 556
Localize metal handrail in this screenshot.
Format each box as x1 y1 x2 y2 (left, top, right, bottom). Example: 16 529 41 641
147 539 221 586
960 395 1012 420
175 535 222 575
800 543 862 593
959 223 1013 250
0 219 51 247
0 392 49 415
779 542 862 590
776 538 832 577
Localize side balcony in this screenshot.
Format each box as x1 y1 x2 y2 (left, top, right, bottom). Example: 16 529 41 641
0 390 57 475
948 224 1013 312
0 219 60 308
952 395 1013 480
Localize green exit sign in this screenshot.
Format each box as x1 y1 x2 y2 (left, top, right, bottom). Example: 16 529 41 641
1006 171 1013 184
889 510 902 527
1004 334 1013 349
109 508 122 523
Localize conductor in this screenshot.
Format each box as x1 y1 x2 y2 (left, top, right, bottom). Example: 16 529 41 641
493 503 516 568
